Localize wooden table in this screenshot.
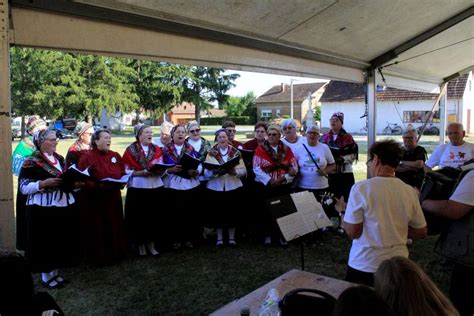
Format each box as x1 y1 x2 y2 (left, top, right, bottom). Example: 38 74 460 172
210 269 356 315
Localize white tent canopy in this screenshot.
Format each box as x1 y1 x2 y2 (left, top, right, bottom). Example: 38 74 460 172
1 0 473 249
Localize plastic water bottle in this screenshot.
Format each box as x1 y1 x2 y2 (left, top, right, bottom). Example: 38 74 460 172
258 288 281 316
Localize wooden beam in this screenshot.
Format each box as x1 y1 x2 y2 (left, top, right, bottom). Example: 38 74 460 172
0 0 15 250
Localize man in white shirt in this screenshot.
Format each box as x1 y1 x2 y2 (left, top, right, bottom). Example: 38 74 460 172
422 170 474 315
341 139 427 286
425 123 474 170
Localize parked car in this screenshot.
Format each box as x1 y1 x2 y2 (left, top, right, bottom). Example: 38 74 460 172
11 128 21 141
51 128 74 139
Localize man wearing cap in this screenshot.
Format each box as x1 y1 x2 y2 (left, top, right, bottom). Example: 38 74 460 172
321 112 358 201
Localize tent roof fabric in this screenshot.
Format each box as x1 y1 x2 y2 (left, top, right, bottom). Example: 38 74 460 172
256 82 326 103
320 74 468 102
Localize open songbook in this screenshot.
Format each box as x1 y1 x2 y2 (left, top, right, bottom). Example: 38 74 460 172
148 162 175 173
266 191 332 242
59 164 90 192
175 153 201 179
202 155 240 171
100 173 131 184
238 148 255 165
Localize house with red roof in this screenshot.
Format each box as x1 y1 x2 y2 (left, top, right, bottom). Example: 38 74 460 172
256 82 328 124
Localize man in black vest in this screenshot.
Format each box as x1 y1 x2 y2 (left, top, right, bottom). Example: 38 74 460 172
422 169 474 316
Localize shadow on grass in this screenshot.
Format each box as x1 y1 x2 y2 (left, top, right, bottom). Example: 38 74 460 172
41 233 447 315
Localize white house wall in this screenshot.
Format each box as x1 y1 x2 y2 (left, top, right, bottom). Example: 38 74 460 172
461 73 473 134
321 100 459 134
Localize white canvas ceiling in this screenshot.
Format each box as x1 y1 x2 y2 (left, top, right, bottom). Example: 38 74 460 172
9 0 474 91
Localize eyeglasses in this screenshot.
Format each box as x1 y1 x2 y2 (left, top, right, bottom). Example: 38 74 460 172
267 133 279 137
402 136 415 140
226 129 236 133
307 131 319 135
189 129 201 133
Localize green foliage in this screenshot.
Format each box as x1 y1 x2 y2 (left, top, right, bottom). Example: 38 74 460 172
224 91 256 123
10 48 239 124
181 67 239 122
313 106 321 122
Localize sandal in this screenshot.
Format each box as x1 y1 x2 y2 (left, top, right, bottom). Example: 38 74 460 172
216 239 224 247
42 276 63 289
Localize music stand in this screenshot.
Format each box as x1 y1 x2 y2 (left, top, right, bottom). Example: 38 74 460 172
265 191 332 271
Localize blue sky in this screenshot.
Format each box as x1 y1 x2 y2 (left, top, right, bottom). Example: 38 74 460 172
226 70 328 97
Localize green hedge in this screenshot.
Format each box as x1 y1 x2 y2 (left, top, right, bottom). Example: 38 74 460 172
200 116 254 125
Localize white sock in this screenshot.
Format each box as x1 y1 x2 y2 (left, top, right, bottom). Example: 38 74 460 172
216 228 223 241
265 236 271 244
147 242 159 255
138 244 146 256
228 228 236 240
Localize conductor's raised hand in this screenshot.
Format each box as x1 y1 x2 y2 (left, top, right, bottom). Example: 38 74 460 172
334 196 346 213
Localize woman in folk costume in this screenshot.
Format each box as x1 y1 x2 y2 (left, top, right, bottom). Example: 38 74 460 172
253 124 298 246
186 121 212 161
204 129 246 247
13 116 48 252
65 122 94 167
19 129 80 289
78 129 127 265
162 124 202 250
122 125 163 256
321 112 358 202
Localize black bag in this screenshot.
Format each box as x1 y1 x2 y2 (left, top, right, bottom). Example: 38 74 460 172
420 167 461 235
279 288 336 316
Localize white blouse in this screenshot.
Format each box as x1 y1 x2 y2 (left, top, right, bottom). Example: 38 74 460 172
204 149 246 192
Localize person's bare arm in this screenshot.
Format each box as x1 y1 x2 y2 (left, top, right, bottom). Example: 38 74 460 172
397 160 424 172
342 222 363 239
422 199 472 220
408 225 427 239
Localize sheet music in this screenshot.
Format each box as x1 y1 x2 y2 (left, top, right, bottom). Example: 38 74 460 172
101 173 131 183
292 191 332 229
277 213 312 242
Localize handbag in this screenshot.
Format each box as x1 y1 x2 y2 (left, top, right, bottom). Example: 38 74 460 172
279 288 336 316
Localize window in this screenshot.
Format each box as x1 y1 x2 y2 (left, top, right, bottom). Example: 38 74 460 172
403 110 440 123
276 109 281 117
261 109 272 118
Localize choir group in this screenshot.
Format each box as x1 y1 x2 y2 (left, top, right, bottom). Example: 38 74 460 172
15 113 357 289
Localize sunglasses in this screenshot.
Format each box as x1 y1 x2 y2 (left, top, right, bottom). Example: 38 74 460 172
189 129 201 133
267 133 279 136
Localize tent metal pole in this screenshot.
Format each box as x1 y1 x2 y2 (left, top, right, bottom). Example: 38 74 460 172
366 69 377 170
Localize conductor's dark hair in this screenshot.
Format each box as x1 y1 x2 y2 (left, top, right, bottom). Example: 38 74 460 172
368 139 404 168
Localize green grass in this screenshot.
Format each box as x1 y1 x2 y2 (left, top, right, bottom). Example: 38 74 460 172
10 131 473 315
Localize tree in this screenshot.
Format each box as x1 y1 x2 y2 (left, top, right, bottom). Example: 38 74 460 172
224 92 256 119
181 67 239 123
127 60 190 122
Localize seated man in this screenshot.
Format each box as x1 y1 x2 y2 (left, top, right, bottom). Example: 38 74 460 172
339 139 427 286
425 122 474 170
422 169 474 316
395 128 427 189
